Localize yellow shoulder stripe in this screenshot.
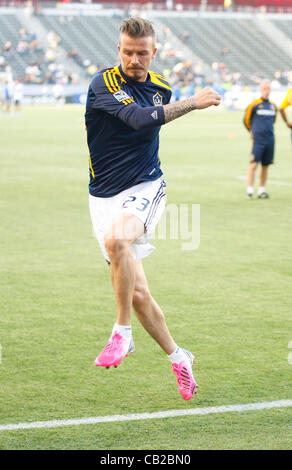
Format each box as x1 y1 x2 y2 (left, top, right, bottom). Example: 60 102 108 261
113 66 127 84
104 69 123 93
149 71 171 91
107 71 119 93
244 98 262 128
152 71 167 81
103 68 134 106
103 71 115 93
110 68 120 91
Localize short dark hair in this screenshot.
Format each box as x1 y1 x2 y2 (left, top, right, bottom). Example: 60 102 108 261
119 17 155 42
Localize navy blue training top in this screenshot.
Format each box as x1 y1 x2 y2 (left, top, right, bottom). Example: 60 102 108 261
85 64 172 197
243 98 277 140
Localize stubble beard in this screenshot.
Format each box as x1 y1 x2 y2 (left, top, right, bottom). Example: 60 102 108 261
127 67 147 82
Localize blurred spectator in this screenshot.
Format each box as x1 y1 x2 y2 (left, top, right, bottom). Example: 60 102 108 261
67 48 82 66
271 78 281 89
221 47 230 56
19 28 29 41
3 41 12 57
45 48 56 63
87 63 98 77
53 83 64 108
13 79 24 114
17 41 29 55
179 31 190 43
4 80 13 113
0 55 7 70
47 31 60 49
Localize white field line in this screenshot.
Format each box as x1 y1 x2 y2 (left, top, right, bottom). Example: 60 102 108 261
0 399 292 432
237 176 292 187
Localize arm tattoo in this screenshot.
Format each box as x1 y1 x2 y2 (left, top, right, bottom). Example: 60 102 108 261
163 98 197 124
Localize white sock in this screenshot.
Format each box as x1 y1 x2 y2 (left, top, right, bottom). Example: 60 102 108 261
247 186 254 195
112 323 132 340
258 186 266 195
167 345 188 364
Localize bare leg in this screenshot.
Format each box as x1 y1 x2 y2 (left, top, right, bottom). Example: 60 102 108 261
132 260 176 355
259 165 269 187
104 213 144 326
247 161 258 188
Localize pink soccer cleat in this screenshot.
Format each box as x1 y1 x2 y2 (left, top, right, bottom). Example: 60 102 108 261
172 351 198 401
94 332 135 368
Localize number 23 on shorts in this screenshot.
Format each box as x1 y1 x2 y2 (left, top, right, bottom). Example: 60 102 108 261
123 196 150 212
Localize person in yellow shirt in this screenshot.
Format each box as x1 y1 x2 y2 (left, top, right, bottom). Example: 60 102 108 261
279 88 292 143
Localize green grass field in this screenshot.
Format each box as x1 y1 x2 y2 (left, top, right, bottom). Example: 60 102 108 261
0 105 292 450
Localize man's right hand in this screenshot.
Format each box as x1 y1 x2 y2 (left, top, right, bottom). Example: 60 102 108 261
163 87 221 124
193 87 221 109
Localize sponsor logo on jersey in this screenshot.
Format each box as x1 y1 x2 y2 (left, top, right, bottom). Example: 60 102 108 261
151 110 158 120
113 90 131 102
153 92 163 106
256 109 276 116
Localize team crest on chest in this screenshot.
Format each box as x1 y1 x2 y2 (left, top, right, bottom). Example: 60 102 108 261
153 92 163 106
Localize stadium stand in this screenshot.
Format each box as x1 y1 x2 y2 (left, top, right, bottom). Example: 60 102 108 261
38 13 168 76
0 12 80 84
155 14 292 84
1 3 292 94
0 14 29 79
39 14 118 74
235 0 292 11
271 17 292 40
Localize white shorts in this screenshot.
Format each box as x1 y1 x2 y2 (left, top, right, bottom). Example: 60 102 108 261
89 179 167 263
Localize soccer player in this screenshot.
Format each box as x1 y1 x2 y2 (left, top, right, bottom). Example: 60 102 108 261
85 17 221 400
279 87 292 143
244 81 277 199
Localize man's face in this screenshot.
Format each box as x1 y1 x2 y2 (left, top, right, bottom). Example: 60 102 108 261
118 33 157 82
260 82 271 100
